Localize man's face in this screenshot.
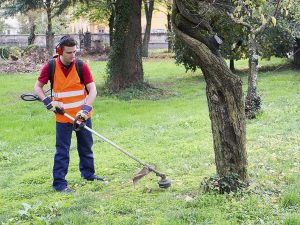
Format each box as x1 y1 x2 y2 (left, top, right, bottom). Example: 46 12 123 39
61 46 76 64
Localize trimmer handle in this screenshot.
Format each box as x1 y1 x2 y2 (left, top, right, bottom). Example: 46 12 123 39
55 107 65 115
56 109 86 131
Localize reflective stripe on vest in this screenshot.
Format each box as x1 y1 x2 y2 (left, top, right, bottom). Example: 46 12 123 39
61 99 86 109
53 89 85 98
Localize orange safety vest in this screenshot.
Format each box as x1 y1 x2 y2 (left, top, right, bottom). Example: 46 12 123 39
53 59 92 123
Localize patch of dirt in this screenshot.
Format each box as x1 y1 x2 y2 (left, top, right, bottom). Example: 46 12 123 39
0 47 49 73
76 50 109 61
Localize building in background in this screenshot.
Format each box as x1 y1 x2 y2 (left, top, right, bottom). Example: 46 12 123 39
4 19 19 34
70 18 103 33
1 6 167 35
141 9 167 33
70 8 168 34
0 12 20 35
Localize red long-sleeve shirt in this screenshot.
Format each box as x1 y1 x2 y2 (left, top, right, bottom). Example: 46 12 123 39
38 58 94 85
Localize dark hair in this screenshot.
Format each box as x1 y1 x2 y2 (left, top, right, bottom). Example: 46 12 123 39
58 35 77 49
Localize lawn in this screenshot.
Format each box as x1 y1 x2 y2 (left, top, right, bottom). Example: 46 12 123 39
0 56 299 224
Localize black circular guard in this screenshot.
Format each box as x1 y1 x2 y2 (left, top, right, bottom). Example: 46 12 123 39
20 93 40 101
158 178 171 189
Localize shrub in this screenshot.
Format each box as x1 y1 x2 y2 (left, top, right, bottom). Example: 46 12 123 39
9 46 22 61
202 173 248 194
23 44 39 55
0 46 10 59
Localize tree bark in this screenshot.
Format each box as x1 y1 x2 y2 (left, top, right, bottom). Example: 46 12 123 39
108 5 115 47
167 11 172 52
294 38 300 68
142 0 154 57
173 0 248 181
28 24 36 45
245 34 261 119
45 0 54 56
107 0 144 92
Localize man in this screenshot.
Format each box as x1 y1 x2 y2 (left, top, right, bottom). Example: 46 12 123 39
34 35 104 193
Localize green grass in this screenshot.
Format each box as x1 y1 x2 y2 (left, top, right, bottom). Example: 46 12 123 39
0 57 299 224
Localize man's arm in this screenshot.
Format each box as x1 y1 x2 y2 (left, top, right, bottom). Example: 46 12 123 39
85 82 97 106
34 80 47 101
76 82 97 120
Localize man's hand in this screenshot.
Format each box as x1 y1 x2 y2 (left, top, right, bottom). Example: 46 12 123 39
42 97 62 112
76 104 92 120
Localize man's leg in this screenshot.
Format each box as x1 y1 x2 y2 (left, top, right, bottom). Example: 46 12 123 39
76 118 95 179
53 122 73 191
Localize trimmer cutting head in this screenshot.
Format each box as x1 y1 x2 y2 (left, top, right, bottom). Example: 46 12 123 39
133 166 171 189
158 177 171 189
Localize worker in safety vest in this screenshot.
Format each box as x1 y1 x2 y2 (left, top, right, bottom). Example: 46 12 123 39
34 35 105 193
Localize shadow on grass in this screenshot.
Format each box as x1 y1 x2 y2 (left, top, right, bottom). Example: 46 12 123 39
233 63 297 78
96 75 205 101
96 62 297 101
96 82 176 101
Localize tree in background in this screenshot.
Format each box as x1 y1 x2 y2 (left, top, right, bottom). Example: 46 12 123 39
106 0 144 92
16 10 39 35
284 2 300 67
0 18 6 34
172 0 248 181
156 0 173 52
227 0 294 119
173 0 295 119
0 0 87 55
173 16 248 73
72 0 116 46
1 0 51 54
142 0 154 57
219 24 248 72
17 10 70 35
258 18 294 59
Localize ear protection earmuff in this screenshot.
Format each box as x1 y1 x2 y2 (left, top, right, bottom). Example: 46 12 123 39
56 46 63 55
56 35 72 55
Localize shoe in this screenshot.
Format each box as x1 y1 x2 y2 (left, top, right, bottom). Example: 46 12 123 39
85 175 107 181
58 187 75 193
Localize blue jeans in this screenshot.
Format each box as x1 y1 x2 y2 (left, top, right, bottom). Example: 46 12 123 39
53 118 95 191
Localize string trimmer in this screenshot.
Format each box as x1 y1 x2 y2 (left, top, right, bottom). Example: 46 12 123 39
56 108 171 189
21 92 171 188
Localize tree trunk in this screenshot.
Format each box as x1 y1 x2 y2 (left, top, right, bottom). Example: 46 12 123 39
108 6 115 47
229 58 235 72
27 12 36 45
45 0 54 56
84 32 92 52
142 0 154 57
294 38 300 68
245 34 261 119
28 24 36 45
107 0 144 92
167 11 172 52
173 0 248 181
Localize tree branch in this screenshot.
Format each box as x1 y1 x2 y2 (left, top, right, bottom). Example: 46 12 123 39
174 0 213 33
253 0 282 34
226 12 252 30
173 25 219 67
